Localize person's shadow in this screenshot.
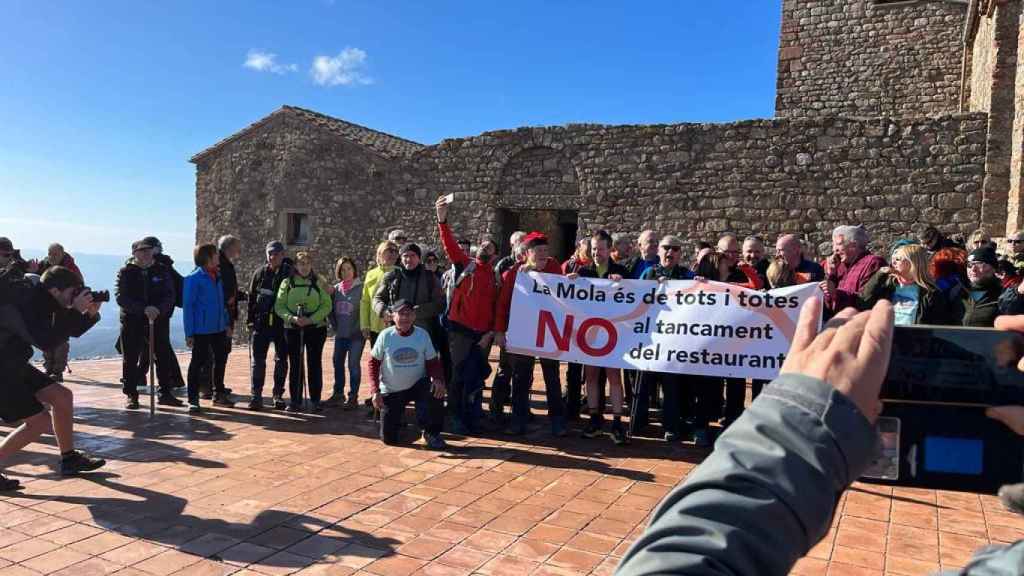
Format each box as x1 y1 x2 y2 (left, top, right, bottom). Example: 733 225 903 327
17 473 400 569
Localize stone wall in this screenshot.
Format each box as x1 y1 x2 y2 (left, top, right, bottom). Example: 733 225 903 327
776 0 968 118
413 115 989 259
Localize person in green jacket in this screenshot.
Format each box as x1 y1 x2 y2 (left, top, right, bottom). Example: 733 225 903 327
360 240 398 347
275 251 332 412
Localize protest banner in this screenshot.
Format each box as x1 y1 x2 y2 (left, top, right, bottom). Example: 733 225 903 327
506 271 822 380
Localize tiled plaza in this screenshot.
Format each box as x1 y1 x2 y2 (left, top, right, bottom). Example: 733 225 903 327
0 345 1021 576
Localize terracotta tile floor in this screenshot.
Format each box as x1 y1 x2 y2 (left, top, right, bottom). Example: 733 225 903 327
0 344 1018 576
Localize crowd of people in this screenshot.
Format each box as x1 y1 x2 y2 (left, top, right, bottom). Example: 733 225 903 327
5 209 1024 453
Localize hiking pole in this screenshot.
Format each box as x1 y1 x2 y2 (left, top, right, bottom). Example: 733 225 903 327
297 304 306 409
148 318 156 417
628 370 644 441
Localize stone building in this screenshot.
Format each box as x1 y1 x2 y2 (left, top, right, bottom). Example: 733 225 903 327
191 0 1022 289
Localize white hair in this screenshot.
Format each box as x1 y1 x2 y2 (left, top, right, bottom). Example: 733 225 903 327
217 234 241 252
832 225 869 247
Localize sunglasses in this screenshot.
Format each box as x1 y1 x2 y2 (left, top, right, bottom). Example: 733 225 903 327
661 245 682 252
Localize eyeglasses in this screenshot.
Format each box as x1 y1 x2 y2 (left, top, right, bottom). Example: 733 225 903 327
967 261 990 269
661 245 682 252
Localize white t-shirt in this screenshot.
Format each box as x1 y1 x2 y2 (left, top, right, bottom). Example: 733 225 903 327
371 326 438 394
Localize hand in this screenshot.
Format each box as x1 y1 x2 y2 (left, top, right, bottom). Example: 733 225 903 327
566 273 579 280
226 326 234 338
144 306 160 321
294 316 311 327
780 298 894 423
27 260 40 274
608 274 623 282
1017 281 1024 295
72 290 94 314
819 279 835 297
87 301 102 317
186 337 194 349
430 379 446 399
658 276 667 284
987 406 1024 436
878 267 892 276
478 332 494 350
494 332 507 350
372 392 383 411
435 196 450 222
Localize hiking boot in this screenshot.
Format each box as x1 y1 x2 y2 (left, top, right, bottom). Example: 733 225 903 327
693 428 712 448
611 422 628 446
582 421 602 439
125 395 140 410
999 483 1024 516
311 402 324 414
60 451 106 476
0 473 21 492
273 395 287 410
188 403 202 414
344 395 358 411
212 394 235 408
664 431 679 443
248 397 263 411
285 404 303 413
424 433 448 450
157 393 184 407
322 395 342 408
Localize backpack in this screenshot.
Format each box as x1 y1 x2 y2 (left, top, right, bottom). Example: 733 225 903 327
0 268 39 350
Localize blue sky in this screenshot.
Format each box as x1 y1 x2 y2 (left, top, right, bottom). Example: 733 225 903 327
0 1 781 260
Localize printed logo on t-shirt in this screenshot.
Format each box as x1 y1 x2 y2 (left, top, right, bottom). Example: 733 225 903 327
391 347 420 365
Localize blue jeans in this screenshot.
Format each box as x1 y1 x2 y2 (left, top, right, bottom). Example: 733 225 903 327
332 335 365 399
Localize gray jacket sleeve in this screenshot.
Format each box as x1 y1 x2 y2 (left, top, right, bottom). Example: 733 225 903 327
948 541 1024 575
615 373 877 576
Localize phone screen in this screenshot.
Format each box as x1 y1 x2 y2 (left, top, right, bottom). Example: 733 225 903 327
881 326 1024 406
923 436 984 475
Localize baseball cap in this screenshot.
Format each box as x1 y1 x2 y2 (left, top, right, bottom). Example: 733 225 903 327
266 241 286 255
131 239 155 252
390 298 414 312
968 248 998 267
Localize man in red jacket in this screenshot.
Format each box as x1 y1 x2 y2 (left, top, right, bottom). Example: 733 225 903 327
435 197 499 434
494 232 567 436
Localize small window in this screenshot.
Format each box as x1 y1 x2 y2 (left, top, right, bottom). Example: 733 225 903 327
286 213 310 246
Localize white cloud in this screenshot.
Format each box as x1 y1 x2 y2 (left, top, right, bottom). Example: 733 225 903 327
243 50 298 74
311 47 374 87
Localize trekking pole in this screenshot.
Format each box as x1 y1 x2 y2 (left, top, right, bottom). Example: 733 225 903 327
628 369 644 441
297 304 306 409
148 318 156 417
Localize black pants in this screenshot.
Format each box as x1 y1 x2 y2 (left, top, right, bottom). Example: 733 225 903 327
724 377 746 423
660 373 692 436
380 377 444 444
251 326 288 399
121 317 178 397
448 329 481 426
693 376 724 429
751 379 767 401
631 371 661 433
565 363 584 420
489 348 514 419
187 332 228 404
285 326 326 406
137 315 185 390
510 354 564 431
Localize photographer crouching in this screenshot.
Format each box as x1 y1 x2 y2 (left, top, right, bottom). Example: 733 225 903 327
0 266 106 491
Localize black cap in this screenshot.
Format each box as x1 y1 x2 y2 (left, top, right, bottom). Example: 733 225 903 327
968 248 998 267
390 298 414 312
0 237 13 253
131 239 155 252
399 243 421 258
266 241 285 255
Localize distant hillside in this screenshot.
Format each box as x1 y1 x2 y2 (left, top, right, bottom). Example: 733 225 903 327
23 250 187 360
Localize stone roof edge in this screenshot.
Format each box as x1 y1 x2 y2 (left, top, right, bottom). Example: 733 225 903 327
189 105 426 164
435 112 989 146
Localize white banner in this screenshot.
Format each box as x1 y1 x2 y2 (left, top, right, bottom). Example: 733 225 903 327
506 272 822 380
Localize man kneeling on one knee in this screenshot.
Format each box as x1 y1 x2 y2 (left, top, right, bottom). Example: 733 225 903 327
369 299 448 450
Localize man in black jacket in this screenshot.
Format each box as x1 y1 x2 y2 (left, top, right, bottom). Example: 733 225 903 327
0 266 106 491
213 235 244 399
247 241 292 410
116 239 181 409
135 236 187 392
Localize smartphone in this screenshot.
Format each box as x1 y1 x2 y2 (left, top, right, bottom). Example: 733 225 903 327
440 193 455 205
881 326 1024 407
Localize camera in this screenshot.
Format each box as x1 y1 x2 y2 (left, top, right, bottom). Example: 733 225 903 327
861 326 1024 494
76 287 110 303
